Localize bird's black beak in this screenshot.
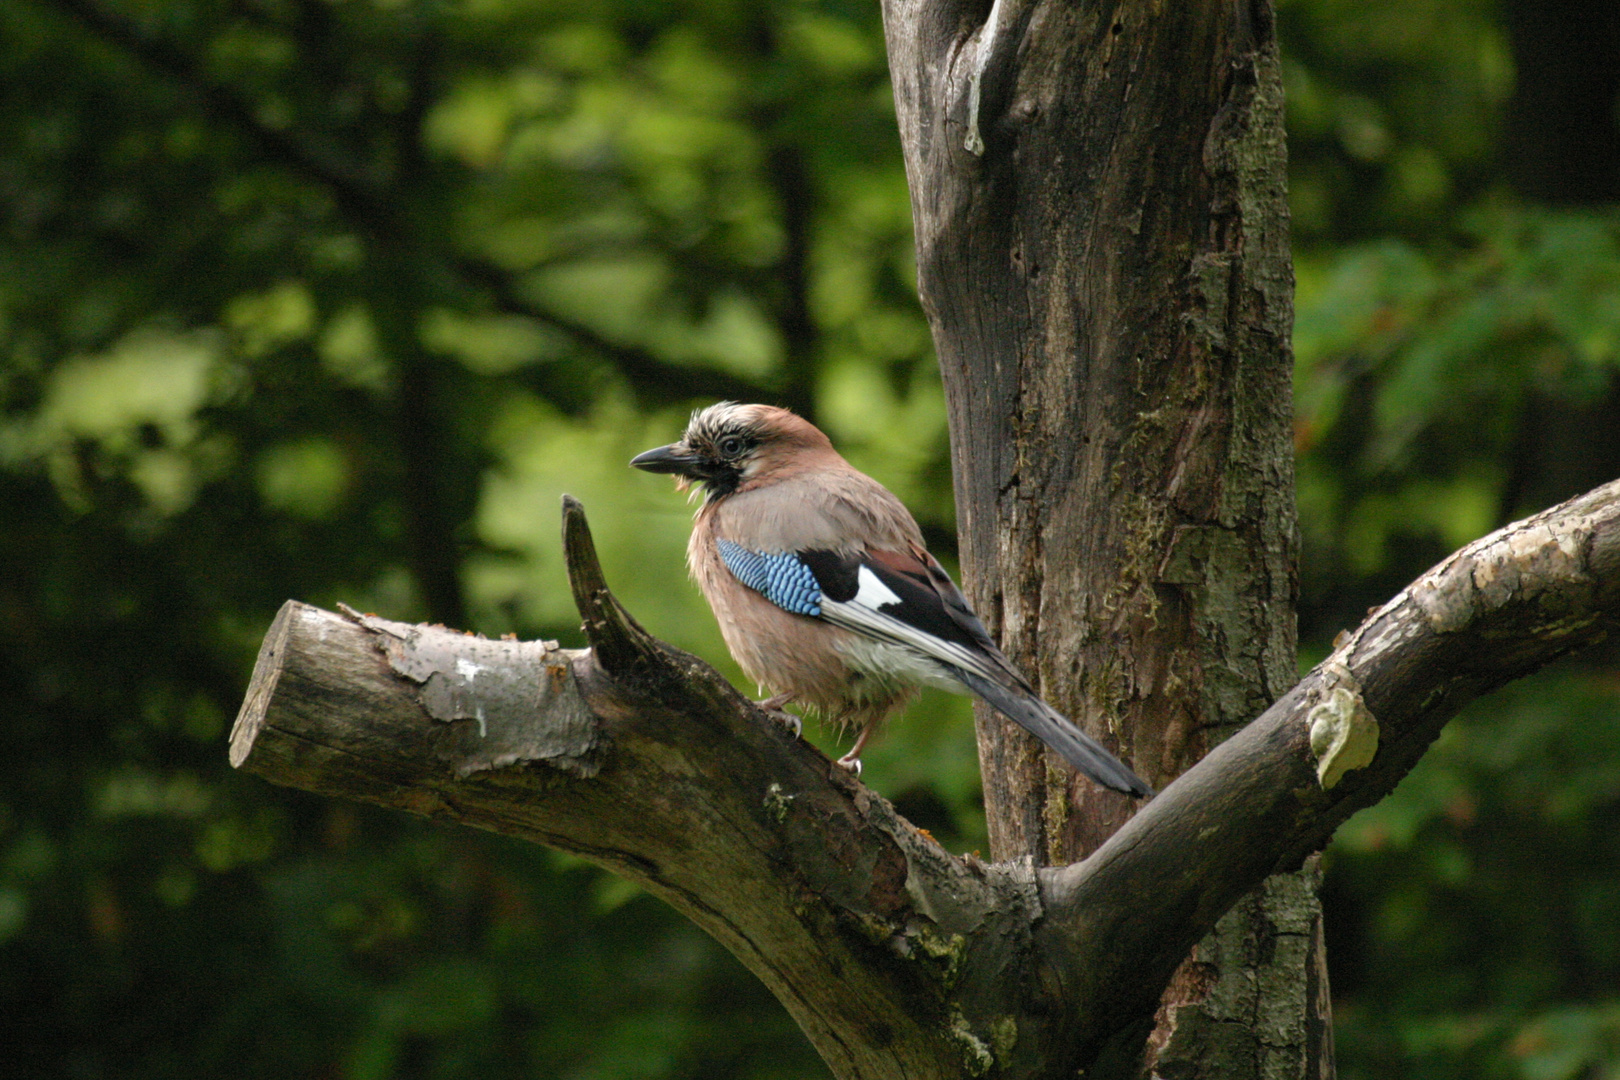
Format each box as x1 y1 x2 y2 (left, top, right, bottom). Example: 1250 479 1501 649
630 443 707 478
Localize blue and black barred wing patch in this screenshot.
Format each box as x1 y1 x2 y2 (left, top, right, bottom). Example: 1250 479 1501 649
717 540 823 616
718 539 1006 682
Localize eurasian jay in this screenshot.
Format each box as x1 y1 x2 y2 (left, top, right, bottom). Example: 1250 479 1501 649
631 402 1152 797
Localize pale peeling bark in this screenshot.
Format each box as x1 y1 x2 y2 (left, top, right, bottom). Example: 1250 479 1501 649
232 485 1620 1080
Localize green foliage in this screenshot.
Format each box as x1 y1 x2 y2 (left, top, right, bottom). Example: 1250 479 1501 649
1327 669 1620 1080
0 0 1616 1077
1278 0 1513 242
1284 4 1620 1076
1295 208 1620 612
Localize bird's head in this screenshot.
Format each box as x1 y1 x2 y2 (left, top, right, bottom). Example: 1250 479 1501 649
631 402 832 501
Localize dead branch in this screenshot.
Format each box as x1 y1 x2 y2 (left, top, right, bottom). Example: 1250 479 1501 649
230 482 1620 1079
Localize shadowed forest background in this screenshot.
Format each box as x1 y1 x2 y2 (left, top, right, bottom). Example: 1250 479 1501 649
3 0 1619 1077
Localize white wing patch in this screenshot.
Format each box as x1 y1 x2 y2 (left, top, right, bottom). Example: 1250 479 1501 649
853 565 903 609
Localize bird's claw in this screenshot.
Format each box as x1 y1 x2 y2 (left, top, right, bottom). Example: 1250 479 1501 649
754 695 803 737
767 709 802 738
835 754 862 778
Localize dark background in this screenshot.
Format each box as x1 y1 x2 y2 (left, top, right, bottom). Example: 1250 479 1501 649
2 0 1618 1076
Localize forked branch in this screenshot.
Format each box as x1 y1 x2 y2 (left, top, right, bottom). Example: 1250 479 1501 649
230 483 1620 1079
1034 478 1620 1069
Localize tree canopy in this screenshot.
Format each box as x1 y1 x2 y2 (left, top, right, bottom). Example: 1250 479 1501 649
2 0 1617 1077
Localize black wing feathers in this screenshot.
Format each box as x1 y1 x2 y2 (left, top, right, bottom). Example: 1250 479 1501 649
862 548 994 654
796 548 985 653
787 545 1153 798
796 549 860 602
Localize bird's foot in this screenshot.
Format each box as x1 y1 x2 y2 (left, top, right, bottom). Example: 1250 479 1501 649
754 694 802 737
834 723 874 778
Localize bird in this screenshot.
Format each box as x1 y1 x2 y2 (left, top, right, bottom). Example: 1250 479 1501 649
630 402 1152 797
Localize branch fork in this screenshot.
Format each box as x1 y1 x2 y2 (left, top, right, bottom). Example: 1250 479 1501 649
231 483 1620 1079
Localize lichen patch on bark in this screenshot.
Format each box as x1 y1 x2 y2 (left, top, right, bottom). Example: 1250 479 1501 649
1305 686 1378 790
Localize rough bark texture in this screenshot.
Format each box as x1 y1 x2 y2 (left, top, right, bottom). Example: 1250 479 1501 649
1036 477 1620 1076
877 0 1312 1075
232 485 1620 1080
231 504 1044 1080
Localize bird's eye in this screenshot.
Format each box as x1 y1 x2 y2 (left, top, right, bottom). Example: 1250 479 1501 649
718 435 745 457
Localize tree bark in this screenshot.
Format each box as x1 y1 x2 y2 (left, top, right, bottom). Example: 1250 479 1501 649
232 484 1620 1079
878 0 1313 1073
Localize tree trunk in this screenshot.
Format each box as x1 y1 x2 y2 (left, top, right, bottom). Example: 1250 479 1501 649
879 0 1329 1074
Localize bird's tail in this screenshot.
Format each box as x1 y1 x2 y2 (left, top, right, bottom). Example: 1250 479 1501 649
952 669 1153 798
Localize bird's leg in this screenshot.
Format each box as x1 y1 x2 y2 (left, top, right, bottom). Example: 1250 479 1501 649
754 692 803 737
835 723 876 777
